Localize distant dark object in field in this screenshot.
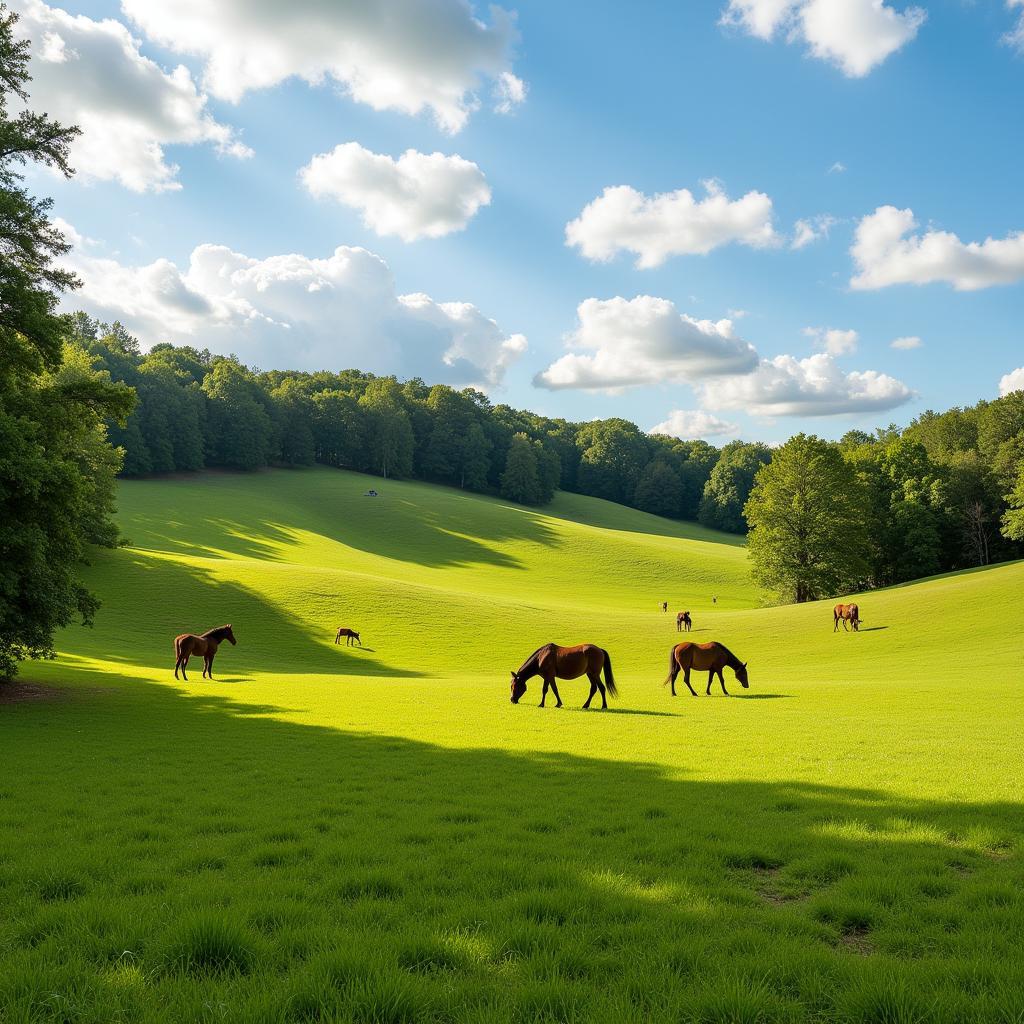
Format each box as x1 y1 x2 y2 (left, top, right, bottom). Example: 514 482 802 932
335 628 362 647
676 610 692 632
661 601 668 612
664 641 748 697
364 489 378 497
833 603 861 632
510 643 617 709
174 624 236 681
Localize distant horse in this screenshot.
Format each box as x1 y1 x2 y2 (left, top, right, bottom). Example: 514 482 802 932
174 624 236 681
676 610 692 632
510 643 617 709
833 604 860 632
335 628 362 646
661 601 668 613
664 641 748 697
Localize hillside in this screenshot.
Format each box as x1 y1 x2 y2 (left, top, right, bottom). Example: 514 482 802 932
5 468 1024 1022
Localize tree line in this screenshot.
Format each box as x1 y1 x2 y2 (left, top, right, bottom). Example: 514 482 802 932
66 314 776 531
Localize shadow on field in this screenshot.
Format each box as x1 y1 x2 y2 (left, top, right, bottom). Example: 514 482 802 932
734 693 793 700
856 627 888 633
67 552 425 681
3 677 1023 1022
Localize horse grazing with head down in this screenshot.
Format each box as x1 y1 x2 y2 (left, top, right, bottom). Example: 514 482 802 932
335 627 361 646
174 624 236 681
833 603 860 632
664 641 748 696
676 610 692 632
510 643 617 709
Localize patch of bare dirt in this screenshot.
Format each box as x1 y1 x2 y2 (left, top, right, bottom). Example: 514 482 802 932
0 681 112 705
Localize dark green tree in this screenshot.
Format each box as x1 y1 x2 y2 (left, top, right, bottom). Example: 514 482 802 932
202 360 274 470
744 434 869 603
699 441 772 533
634 460 683 518
500 433 542 505
359 378 414 479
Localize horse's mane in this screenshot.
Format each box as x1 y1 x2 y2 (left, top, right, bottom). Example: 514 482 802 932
515 643 552 676
713 641 741 665
201 624 231 639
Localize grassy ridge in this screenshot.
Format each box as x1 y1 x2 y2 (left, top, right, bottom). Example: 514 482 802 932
2 468 1023 1022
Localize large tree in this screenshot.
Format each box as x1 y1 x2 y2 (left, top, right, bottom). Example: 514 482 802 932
1 7 133 678
744 434 869 603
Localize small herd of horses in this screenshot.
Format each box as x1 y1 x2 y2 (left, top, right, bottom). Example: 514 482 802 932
171 601 863 700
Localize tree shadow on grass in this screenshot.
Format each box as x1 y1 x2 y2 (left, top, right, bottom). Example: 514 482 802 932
3 677 1023 1022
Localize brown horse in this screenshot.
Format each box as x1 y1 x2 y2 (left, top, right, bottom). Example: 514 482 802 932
173 624 236 681
510 643 617 709
335 627 361 646
676 610 692 632
833 603 860 632
664 641 748 696
661 601 668 612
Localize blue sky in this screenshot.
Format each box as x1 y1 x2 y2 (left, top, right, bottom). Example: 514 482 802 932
18 0 1024 443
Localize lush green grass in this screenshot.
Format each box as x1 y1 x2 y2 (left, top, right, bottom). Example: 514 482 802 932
2 466 1023 1023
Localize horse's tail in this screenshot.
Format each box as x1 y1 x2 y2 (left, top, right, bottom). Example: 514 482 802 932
662 645 677 687
602 649 617 698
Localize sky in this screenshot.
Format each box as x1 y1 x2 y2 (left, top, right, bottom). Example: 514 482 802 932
14 0 1024 444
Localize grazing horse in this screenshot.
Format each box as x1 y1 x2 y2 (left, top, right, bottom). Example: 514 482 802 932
510 643 617 709
174 624 236 681
335 628 361 646
676 610 692 632
833 603 860 632
664 641 748 697
661 601 668 612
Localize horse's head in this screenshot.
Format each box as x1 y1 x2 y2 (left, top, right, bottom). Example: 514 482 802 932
736 661 749 688
225 624 237 645
510 671 527 704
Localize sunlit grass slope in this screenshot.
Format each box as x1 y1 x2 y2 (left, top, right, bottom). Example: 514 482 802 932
3 467 1023 1023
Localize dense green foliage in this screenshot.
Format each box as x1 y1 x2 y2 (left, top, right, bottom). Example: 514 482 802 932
746 435 870 602
0 10 132 679
5 469 1023 1023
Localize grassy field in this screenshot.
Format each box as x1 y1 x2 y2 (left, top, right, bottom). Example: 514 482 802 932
2 467 1023 1023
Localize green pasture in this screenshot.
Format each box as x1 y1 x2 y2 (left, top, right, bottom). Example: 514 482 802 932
2 467 1023 1023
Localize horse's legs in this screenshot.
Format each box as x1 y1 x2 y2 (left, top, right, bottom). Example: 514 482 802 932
834 616 839 632
706 670 715 695
719 669 730 696
549 677 563 708
682 667 697 697
595 674 608 710
206 653 215 679
582 676 597 709
540 678 549 708
668 662 679 696
179 656 189 681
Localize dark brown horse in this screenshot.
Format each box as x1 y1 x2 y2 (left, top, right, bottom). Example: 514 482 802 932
676 610 692 632
664 641 748 696
510 643 617 709
833 603 860 632
174 624 236 681
335 627 361 646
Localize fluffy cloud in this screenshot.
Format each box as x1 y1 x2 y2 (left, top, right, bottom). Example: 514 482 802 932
649 410 740 439
792 214 837 250
565 180 778 269
534 296 759 391
803 326 859 356
890 335 922 350
121 0 523 133
721 0 925 77
828 161 847 174
851 206 1024 291
999 367 1024 397
701 352 912 415
55 222 526 388
11 0 249 192
1005 0 1024 51
299 143 490 242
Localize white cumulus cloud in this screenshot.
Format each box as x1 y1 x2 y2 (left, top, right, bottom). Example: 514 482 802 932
851 205 1024 291
55 221 526 388
650 410 740 439
792 214 837 250
11 0 249 192
121 0 523 134
890 335 922 350
534 296 759 391
299 143 491 242
803 326 859 356
1005 0 1024 51
565 179 779 269
701 352 912 415
721 0 925 76
999 367 1024 397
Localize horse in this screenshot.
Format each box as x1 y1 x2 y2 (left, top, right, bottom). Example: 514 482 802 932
676 610 692 632
664 641 748 697
833 603 860 632
510 643 617 709
335 628 362 646
661 601 668 612
173 624 236 681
